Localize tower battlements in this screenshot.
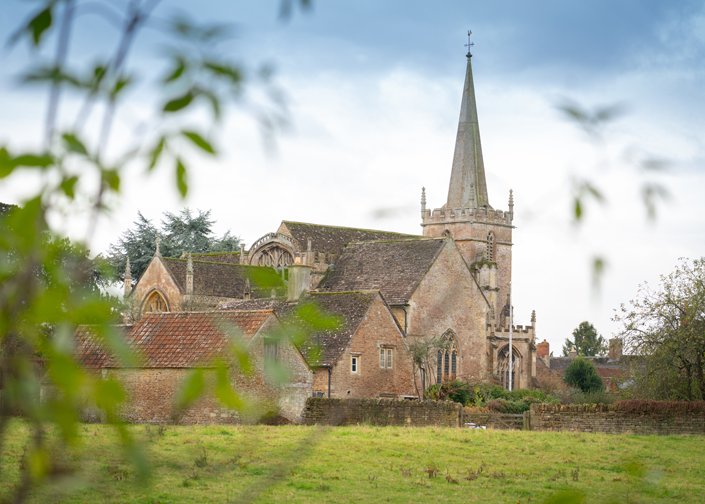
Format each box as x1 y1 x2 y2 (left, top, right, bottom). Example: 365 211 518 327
421 205 513 228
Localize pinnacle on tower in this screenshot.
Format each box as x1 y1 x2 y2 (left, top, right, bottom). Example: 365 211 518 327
446 35 491 210
421 187 427 216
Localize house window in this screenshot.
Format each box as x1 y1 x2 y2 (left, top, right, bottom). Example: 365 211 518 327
436 331 459 384
380 348 394 369
351 356 359 373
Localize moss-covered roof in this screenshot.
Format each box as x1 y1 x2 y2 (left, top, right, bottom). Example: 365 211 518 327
279 221 418 256
162 258 284 299
316 238 447 305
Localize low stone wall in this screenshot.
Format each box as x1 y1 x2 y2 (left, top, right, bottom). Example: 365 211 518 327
530 403 705 435
302 398 463 427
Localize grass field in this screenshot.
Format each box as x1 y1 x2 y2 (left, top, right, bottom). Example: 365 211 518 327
2 421 704 503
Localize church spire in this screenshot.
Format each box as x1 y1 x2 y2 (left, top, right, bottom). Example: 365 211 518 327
446 31 491 210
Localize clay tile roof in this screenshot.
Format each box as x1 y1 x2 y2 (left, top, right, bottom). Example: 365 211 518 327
277 291 378 368
74 311 275 369
128 311 274 368
74 325 133 370
316 238 447 305
162 258 284 299
280 221 418 256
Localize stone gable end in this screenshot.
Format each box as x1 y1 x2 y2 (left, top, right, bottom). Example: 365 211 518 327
132 256 183 312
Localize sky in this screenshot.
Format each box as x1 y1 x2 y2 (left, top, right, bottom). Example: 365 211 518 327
1 0 704 356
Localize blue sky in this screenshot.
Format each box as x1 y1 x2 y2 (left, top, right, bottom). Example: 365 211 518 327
1 0 704 353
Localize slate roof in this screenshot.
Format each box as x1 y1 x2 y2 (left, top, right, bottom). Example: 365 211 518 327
280 221 418 256
316 238 447 305
190 251 244 264
162 258 284 299
74 311 275 369
277 291 379 368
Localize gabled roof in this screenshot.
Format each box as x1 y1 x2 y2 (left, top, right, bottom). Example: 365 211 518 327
279 221 418 256
74 325 132 369
74 311 276 369
161 258 283 299
316 238 448 305
278 291 379 367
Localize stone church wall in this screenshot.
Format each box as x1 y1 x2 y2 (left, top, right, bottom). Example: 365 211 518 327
406 241 489 384
302 398 463 427
530 403 705 435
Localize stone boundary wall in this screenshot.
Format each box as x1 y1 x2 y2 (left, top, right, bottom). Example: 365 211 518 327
302 398 463 427
530 403 705 435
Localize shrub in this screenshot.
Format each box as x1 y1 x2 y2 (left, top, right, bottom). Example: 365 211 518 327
564 358 604 393
425 379 557 407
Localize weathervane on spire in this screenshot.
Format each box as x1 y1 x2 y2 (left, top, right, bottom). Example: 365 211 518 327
465 30 474 57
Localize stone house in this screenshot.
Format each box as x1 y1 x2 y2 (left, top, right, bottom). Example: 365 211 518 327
72 310 312 424
219 290 417 399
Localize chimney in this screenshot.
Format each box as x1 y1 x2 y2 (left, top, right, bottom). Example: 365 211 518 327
287 263 311 302
537 339 550 366
124 257 132 297
186 253 194 295
569 346 577 358
609 338 623 360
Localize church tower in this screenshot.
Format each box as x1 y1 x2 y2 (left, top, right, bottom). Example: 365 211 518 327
421 37 514 321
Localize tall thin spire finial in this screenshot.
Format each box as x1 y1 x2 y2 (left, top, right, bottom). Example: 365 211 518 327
155 237 162 256
465 30 474 58
421 187 427 216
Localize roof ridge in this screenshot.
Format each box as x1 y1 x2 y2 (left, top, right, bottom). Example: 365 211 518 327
141 309 274 316
308 290 380 296
282 220 419 236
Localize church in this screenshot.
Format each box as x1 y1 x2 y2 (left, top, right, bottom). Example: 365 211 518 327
110 44 539 412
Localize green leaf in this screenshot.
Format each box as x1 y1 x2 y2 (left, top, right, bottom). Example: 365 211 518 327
175 369 204 411
182 131 215 154
0 147 13 178
147 137 165 171
176 158 188 197
102 169 120 192
215 363 243 409
30 8 53 46
164 58 186 83
13 154 54 168
204 62 242 84
62 133 88 155
60 176 78 198
111 76 132 99
164 91 194 112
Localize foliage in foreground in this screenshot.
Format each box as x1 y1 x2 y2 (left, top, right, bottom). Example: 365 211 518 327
2 421 702 504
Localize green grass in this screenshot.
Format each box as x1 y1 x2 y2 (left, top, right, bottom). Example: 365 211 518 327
2 420 705 503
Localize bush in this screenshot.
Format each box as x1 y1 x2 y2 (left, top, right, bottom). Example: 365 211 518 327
564 358 604 393
425 380 556 408
554 388 615 405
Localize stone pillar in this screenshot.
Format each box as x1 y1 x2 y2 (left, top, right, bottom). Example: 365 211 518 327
287 264 312 302
186 253 194 295
124 257 132 297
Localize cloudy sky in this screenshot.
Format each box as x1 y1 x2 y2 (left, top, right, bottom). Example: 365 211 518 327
1 0 704 355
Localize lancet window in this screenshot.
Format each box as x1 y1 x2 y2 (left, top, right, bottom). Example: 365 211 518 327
486 231 495 261
145 291 168 313
436 331 459 384
497 345 520 390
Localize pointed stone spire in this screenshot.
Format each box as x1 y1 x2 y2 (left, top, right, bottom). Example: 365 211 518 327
446 36 491 210
124 257 132 297
421 187 427 216
186 253 194 295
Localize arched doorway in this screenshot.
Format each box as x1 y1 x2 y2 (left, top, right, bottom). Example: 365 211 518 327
497 345 521 390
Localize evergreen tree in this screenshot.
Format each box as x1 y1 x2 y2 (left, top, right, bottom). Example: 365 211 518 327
107 208 240 284
564 357 604 393
562 321 606 356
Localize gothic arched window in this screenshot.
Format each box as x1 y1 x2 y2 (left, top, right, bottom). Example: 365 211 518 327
486 231 495 261
436 331 459 384
497 345 520 390
145 291 168 313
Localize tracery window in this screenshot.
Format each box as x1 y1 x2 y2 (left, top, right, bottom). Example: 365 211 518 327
497 345 520 390
436 331 459 384
486 231 495 261
145 291 168 313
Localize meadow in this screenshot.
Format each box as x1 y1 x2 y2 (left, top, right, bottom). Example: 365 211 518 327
1 421 704 503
